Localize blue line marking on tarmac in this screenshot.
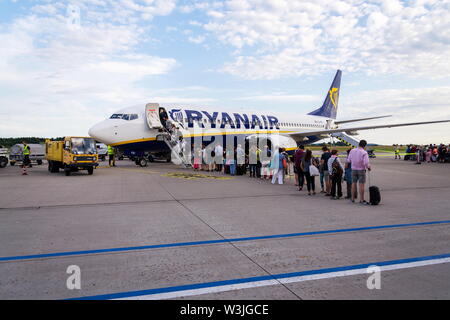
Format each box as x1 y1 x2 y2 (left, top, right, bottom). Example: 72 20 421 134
1 219 450 262
69 252 450 300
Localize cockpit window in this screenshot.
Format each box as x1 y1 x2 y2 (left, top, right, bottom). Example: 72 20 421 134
110 114 138 121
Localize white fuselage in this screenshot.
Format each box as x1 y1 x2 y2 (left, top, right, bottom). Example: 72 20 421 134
88 104 333 152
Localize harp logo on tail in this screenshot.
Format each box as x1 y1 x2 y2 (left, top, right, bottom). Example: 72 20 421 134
329 88 339 108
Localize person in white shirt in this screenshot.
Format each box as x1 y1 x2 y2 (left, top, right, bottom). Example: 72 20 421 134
214 144 223 172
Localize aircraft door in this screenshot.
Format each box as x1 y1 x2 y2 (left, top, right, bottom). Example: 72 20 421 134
145 103 163 129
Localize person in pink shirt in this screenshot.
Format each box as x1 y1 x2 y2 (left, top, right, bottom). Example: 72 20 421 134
425 148 432 163
347 140 372 204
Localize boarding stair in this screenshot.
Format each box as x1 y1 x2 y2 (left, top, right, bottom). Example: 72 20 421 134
157 124 191 168
330 132 360 148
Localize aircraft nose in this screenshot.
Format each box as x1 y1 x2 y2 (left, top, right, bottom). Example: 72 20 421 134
88 121 113 144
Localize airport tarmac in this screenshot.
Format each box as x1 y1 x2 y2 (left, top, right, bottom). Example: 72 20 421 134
0 156 449 300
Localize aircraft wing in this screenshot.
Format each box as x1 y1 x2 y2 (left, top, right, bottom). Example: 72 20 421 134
334 115 392 125
286 119 450 140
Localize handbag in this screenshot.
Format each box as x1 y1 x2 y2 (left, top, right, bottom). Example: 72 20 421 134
309 164 320 176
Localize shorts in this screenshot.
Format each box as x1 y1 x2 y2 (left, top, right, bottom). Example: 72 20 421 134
22 155 31 167
323 170 330 181
352 170 366 183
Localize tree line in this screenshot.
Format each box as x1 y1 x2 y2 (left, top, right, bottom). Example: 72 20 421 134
0 137 64 148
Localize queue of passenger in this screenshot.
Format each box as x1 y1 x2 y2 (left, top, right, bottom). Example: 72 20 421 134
189 139 373 204
294 140 371 204
403 144 450 163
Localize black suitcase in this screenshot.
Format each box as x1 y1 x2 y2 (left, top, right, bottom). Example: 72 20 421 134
369 186 381 205
368 171 381 205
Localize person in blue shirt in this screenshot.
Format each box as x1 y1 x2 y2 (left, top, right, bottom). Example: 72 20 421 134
271 148 286 185
226 148 236 176
344 148 357 199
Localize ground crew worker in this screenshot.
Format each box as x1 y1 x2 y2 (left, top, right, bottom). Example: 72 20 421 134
395 146 401 159
108 145 116 167
22 141 31 175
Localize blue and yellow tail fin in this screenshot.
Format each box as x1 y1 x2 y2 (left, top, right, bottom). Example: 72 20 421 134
308 70 342 119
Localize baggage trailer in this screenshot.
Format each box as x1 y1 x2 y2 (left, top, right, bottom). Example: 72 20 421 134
46 137 98 176
9 144 45 167
96 143 108 161
0 146 8 168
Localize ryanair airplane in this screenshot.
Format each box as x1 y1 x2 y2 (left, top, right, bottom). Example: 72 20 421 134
88 70 450 165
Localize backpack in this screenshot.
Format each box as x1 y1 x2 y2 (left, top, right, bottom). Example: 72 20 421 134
332 158 343 176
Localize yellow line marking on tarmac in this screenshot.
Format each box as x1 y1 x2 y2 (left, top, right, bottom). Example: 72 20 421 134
119 168 160 174
162 172 233 180
96 166 160 174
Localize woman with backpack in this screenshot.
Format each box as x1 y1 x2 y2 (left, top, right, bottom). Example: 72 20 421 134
328 149 344 200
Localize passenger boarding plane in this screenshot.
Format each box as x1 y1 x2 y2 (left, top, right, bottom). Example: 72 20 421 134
88 70 450 165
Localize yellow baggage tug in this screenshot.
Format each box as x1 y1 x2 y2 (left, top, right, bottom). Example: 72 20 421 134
46 137 98 176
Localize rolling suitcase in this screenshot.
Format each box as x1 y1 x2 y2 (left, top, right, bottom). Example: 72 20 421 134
368 171 381 205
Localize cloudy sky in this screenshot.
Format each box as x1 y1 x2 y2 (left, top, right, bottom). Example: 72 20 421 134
1 0 450 144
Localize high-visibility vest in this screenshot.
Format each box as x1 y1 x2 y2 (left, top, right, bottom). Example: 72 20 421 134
256 149 261 162
107 146 114 155
23 145 30 156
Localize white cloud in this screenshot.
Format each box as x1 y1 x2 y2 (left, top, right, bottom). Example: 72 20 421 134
0 1 179 137
338 86 450 144
342 86 450 120
234 94 321 102
188 35 206 44
380 0 403 16
198 0 450 79
367 11 388 30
